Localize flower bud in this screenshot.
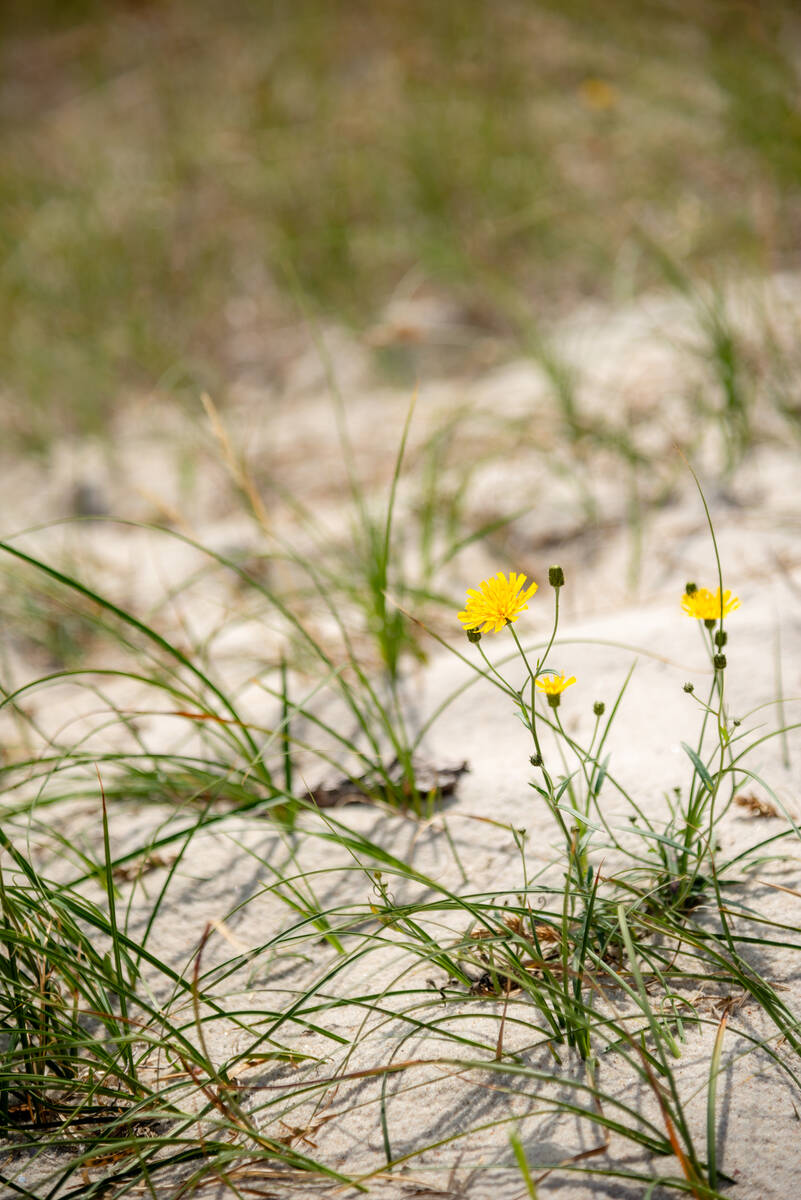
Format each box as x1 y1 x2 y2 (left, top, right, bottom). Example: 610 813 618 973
713 653 727 670
683 681 694 693
714 630 727 648
466 627 482 644
685 581 698 595
529 753 543 767
548 565 565 588
593 701 605 716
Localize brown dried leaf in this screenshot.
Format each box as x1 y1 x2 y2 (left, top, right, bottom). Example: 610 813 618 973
309 757 469 808
112 852 177 882
734 792 779 819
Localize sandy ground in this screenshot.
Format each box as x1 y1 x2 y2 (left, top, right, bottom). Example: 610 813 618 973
2 277 801 1197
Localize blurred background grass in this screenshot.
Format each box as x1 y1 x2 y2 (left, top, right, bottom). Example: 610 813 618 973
2 0 800 445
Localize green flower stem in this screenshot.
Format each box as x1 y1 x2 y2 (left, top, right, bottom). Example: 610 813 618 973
679 668 718 881
507 625 550 785
679 619 731 898
540 584 561 669
555 708 590 835
699 647 729 877
507 624 583 886
475 641 520 701
474 632 576 861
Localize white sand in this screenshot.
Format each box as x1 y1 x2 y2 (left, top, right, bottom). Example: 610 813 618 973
2 277 801 1196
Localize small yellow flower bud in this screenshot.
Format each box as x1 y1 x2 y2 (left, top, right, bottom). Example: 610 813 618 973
549 565 565 588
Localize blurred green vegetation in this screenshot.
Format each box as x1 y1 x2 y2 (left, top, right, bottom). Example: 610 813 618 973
2 0 801 442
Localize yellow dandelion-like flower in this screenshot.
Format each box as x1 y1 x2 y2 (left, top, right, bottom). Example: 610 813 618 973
681 587 740 621
458 571 538 635
535 673 577 696
535 672 576 709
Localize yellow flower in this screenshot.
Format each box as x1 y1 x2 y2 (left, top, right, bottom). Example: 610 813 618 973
458 571 538 634
681 587 740 620
535 672 576 696
579 76 618 111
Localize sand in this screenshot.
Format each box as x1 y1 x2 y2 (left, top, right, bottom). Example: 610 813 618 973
2 276 801 1197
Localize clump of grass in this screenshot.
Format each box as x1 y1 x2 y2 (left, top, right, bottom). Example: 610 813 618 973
2 405 800 1200
447 475 800 1143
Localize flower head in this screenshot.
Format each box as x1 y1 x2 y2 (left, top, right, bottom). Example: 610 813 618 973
681 587 740 621
535 671 576 709
535 672 576 697
458 571 538 635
